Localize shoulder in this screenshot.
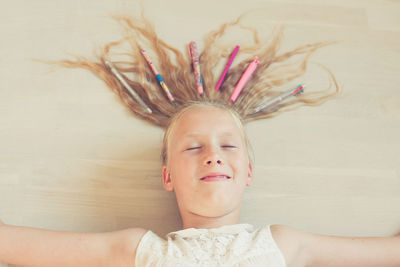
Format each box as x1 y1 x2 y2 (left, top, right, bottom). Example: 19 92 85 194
124 227 149 256
269 224 310 267
110 227 149 267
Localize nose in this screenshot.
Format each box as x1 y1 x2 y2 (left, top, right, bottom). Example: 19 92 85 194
205 158 223 166
203 148 223 166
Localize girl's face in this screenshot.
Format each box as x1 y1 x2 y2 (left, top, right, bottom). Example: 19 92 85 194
162 106 253 218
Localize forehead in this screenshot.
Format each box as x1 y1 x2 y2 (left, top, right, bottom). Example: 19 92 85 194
170 106 243 139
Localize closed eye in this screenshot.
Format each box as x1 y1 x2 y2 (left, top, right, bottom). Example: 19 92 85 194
186 145 236 151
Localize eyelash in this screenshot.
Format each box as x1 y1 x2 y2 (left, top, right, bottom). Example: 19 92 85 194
186 145 236 151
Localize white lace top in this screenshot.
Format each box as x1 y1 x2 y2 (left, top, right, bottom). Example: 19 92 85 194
135 223 286 266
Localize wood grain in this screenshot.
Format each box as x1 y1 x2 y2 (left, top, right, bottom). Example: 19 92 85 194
1 0 399 266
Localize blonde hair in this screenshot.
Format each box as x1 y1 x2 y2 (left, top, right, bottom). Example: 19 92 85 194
37 11 341 165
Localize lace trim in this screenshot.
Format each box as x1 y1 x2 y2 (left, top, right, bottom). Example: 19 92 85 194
166 223 254 238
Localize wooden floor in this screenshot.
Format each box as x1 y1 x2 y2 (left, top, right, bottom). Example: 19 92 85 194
1 0 399 265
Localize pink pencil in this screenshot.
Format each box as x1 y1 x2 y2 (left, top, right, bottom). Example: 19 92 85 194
230 56 260 103
216 45 240 91
189 41 204 95
140 49 174 102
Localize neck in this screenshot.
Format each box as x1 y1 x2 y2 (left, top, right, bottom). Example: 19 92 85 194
180 205 242 230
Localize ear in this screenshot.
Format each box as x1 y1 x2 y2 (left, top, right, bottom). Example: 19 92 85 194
246 161 253 186
162 165 174 191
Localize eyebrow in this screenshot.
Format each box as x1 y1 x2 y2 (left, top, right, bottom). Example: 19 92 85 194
182 131 239 139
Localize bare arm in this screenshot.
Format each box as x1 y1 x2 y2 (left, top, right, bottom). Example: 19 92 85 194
305 231 400 267
0 222 147 267
271 224 400 267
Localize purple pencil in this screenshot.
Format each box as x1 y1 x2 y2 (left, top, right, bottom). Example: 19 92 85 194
215 45 240 91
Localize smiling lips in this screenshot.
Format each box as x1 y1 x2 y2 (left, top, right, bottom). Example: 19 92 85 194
200 173 231 182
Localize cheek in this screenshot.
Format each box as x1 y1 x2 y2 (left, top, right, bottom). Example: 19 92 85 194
170 155 195 178
230 153 249 173
176 152 199 167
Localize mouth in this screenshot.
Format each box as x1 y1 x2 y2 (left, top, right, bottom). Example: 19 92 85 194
200 175 231 182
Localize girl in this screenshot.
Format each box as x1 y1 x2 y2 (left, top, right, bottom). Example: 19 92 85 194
1 12 399 267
